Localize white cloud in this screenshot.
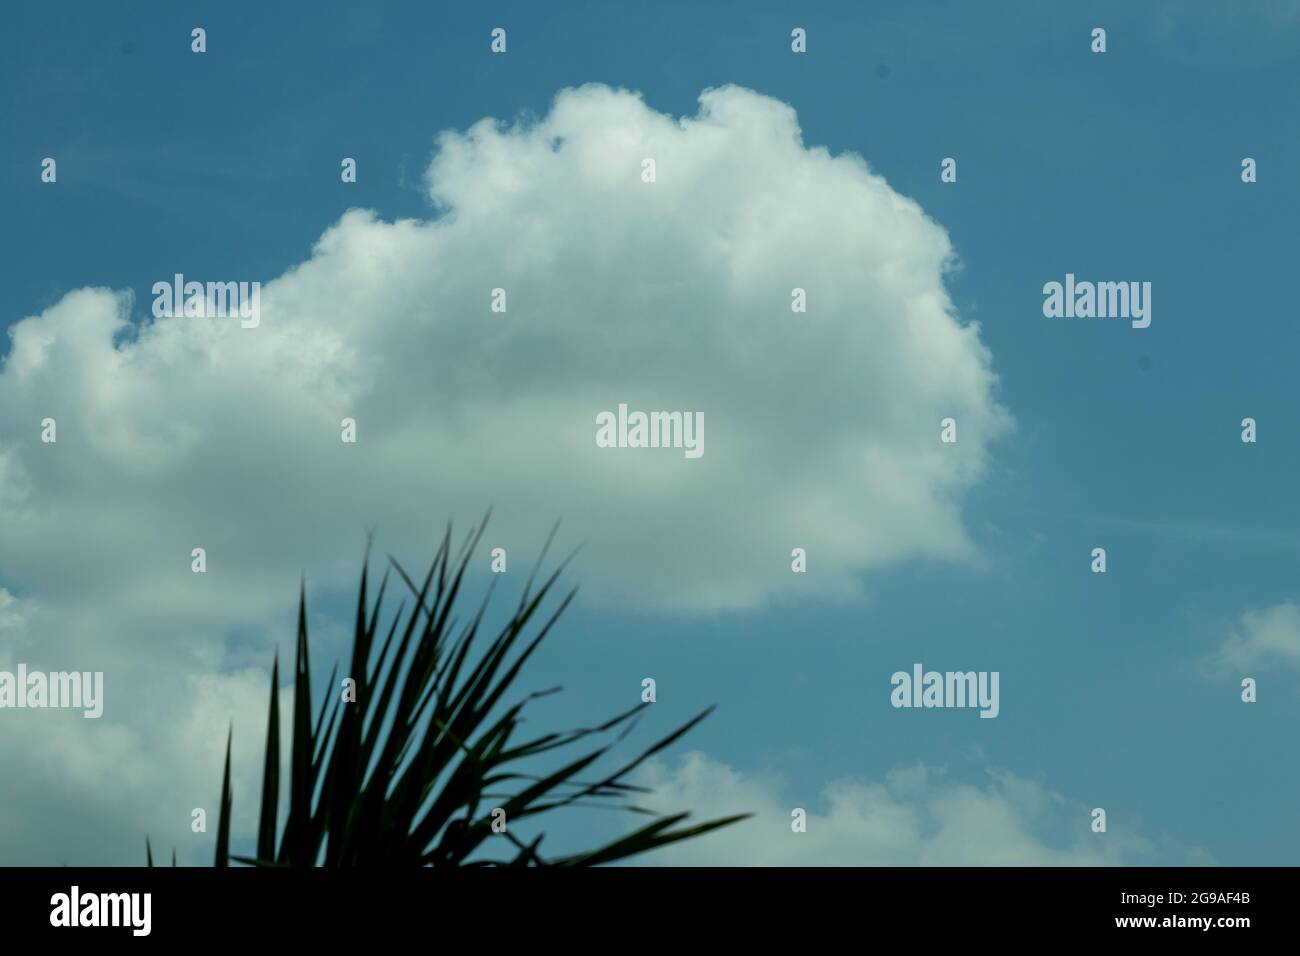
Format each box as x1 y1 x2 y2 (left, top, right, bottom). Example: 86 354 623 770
0 629 286 864
635 752 1206 866
1 83 1008 617
0 588 28 634
0 84 1008 861
1205 601 1300 676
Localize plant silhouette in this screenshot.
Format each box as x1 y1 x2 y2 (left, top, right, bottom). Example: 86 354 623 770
152 517 745 866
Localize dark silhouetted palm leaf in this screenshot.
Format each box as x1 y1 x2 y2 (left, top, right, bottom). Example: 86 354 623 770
195 517 744 866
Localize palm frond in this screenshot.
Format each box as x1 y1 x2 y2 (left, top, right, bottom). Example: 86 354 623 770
202 517 746 866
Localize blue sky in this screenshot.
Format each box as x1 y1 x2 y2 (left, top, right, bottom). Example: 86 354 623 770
2 0 1299 865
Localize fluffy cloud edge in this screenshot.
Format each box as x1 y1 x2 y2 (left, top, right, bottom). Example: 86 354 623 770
632 751 1212 866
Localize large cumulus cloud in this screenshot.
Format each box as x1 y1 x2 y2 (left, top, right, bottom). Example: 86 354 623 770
3 82 1010 616
0 84 1008 861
